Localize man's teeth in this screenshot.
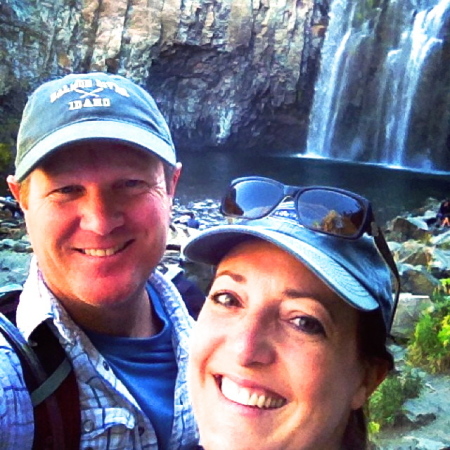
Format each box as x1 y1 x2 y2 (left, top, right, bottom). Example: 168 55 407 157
221 377 286 409
82 245 124 257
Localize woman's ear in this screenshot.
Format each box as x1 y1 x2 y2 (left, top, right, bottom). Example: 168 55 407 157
351 358 390 410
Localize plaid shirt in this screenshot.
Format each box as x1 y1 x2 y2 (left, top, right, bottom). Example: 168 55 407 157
0 257 198 449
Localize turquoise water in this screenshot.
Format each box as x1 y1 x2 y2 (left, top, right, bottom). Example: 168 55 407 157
176 150 450 224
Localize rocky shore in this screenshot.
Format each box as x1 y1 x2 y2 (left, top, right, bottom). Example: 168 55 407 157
1 197 450 449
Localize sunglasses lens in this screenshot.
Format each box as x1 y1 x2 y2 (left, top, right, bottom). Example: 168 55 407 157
297 189 366 237
222 179 284 219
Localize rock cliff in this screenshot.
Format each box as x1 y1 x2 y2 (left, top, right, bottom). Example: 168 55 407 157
0 0 328 161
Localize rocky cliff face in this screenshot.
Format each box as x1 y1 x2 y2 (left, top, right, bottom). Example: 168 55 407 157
0 0 328 160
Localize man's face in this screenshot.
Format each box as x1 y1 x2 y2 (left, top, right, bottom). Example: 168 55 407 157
9 142 180 314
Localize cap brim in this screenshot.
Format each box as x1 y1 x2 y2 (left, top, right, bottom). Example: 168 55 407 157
15 120 176 181
183 224 379 312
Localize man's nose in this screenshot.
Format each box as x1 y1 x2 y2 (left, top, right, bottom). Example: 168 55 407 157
232 316 277 367
79 191 125 235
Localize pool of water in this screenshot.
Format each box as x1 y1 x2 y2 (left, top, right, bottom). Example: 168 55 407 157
176 150 450 225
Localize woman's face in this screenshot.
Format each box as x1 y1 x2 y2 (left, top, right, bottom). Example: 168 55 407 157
189 239 378 450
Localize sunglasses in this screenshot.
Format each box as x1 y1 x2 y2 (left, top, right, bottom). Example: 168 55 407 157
221 176 400 330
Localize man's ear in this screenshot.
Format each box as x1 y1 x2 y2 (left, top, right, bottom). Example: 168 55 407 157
351 358 390 410
168 162 182 197
6 175 21 203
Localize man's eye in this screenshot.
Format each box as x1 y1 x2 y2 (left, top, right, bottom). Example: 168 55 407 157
290 316 326 336
55 185 81 195
122 180 146 189
209 292 240 308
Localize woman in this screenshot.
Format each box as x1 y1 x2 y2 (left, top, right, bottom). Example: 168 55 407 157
183 176 399 450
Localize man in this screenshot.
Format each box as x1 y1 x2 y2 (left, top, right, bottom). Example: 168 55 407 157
0 72 198 448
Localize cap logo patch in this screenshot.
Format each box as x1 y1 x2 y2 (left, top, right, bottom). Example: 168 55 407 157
50 78 130 111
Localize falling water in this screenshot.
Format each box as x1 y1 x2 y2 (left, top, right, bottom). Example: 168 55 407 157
306 0 450 172
305 0 355 158
383 2 449 166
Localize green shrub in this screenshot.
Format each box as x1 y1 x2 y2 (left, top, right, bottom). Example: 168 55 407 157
0 143 14 172
368 367 423 433
406 290 450 374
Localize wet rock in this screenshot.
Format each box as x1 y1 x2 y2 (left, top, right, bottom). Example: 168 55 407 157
0 238 32 253
0 250 32 286
403 398 438 427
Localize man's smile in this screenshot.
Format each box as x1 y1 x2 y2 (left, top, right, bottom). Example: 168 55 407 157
75 240 133 257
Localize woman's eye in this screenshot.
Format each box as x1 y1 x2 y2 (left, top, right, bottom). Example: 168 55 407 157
209 292 240 308
290 315 326 336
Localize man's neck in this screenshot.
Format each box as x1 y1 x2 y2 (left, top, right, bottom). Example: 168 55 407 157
59 288 160 338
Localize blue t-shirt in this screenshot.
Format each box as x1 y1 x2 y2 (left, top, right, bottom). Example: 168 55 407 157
85 284 177 449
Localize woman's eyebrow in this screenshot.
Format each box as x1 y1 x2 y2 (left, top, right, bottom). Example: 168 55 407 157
283 288 317 299
214 269 246 283
282 289 338 322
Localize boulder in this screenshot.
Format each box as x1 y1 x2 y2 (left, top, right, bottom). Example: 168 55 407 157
391 293 433 339
428 247 450 280
387 216 430 242
430 229 450 247
400 265 441 297
394 240 432 267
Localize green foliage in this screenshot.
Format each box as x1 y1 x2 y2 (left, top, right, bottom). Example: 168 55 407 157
0 142 14 172
439 277 450 294
368 367 423 433
406 289 450 374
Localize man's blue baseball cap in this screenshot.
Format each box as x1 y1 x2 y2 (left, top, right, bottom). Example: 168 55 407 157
183 201 395 332
15 72 176 181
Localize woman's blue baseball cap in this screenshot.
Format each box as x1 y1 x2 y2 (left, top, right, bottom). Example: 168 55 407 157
15 72 176 181
183 201 396 332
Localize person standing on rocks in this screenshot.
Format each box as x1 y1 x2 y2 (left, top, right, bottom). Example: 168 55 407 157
0 72 198 449
437 198 450 227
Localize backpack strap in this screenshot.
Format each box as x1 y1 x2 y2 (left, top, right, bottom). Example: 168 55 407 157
30 321 80 450
0 306 80 449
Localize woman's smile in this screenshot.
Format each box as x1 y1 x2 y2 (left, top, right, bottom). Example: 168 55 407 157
218 375 287 409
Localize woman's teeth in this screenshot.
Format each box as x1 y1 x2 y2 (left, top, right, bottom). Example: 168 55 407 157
221 376 286 409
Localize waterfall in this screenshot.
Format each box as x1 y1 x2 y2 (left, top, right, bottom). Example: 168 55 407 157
306 0 355 159
306 0 450 172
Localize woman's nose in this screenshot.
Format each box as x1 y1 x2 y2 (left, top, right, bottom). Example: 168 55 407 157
79 191 125 235
232 316 276 367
